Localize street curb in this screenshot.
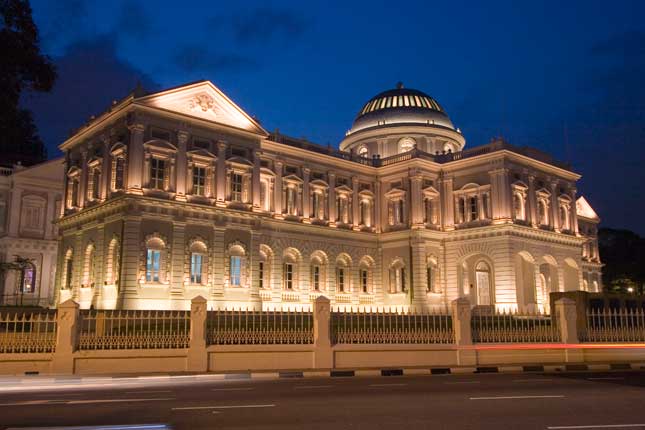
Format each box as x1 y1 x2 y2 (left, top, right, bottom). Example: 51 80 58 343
6 362 644 384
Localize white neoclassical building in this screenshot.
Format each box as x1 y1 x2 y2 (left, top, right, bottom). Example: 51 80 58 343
54 81 602 312
0 159 64 306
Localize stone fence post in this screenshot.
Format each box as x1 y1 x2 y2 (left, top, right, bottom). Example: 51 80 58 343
187 296 208 372
52 299 80 374
451 297 472 345
555 298 579 344
313 296 332 369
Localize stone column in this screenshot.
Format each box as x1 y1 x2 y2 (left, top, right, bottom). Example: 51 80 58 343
528 174 537 227
410 174 423 227
252 150 261 211
274 161 283 218
374 181 382 233
550 181 560 232
570 187 579 235
127 123 145 193
187 296 208 372
78 149 88 208
52 299 79 374
313 296 332 369
8 186 22 236
119 216 142 309
302 168 311 220
351 175 360 229
170 221 186 307
175 130 189 201
440 175 454 230
328 172 336 226
411 237 428 308
100 137 111 201
216 141 227 206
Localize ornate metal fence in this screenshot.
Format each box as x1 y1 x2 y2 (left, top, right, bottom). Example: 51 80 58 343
79 310 190 350
206 309 314 345
582 308 645 342
471 309 560 343
0 311 56 353
331 308 454 344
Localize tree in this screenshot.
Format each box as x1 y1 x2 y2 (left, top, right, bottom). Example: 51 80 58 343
598 228 645 294
0 0 56 167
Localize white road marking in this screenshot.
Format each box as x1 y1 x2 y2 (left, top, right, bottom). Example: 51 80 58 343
68 398 175 405
294 385 333 389
369 383 408 387
513 379 554 383
587 377 625 381
210 387 254 392
470 395 565 400
172 404 275 411
0 398 174 406
547 425 645 429
125 390 173 394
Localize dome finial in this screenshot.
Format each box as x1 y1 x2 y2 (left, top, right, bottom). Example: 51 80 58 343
396 81 404 89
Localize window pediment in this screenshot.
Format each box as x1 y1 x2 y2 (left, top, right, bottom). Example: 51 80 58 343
226 156 253 168
422 185 439 198
358 189 374 198
144 139 177 153
110 142 127 156
67 166 81 177
87 156 102 168
283 174 303 184
310 179 329 189
187 148 216 161
335 184 353 194
384 188 406 199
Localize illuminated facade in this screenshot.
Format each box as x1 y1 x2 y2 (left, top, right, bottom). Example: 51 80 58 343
0 159 64 306
54 81 601 311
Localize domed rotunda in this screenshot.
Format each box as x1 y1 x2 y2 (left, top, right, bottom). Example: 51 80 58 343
340 83 466 158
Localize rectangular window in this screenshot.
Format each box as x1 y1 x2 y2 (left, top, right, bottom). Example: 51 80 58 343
401 268 406 292
150 158 166 190
260 181 268 210
71 180 79 207
313 266 320 291
193 166 206 196
284 263 293 289
427 267 434 292
337 268 345 292
22 267 35 293
470 197 478 221
191 253 203 284
92 170 100 199
231 173 243 201
361 269 368 293
258 262 264 288
146 249 161 282
230 256 242 286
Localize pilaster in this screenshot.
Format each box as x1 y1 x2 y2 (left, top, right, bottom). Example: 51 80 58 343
119 216 142 309
175 130 189 201
170 221 186 306
328 172 336 226
252 150 261 211
528 174 537 227
410 174 423 227
126 123 145 194
302 168 311 220
440 175 454 230
550 181 560 232
273 161 283 218
216 141 227 206
351 175 359 229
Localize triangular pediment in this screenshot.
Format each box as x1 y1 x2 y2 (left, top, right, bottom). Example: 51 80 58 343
576 196 599 221
135 81 267 136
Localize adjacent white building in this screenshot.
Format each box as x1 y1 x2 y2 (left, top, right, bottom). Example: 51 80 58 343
53 81 602 312
0 159 64 306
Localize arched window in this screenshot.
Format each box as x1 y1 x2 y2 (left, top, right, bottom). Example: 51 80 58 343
227 243 247 287
389 259 406 293
358 146 368 157
312 190 325 220
336 258 349 293
259 245 273 289
145 235 166 283
360 199 371 227
513 193 525 220
82 243 95 287
189 239 208 285
106 237 120 285
427 257 439 293
475 261 492 305
310 251 328 291
62 248 73 289
358 257 373 294
559 205 569 230
398 137 416 153
282 249 300 290
21 262 36 294
538 200 549 225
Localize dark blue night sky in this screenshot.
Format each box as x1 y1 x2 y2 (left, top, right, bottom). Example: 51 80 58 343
21 0 645 234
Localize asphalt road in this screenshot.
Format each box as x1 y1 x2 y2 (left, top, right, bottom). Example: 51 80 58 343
1 371 645 430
